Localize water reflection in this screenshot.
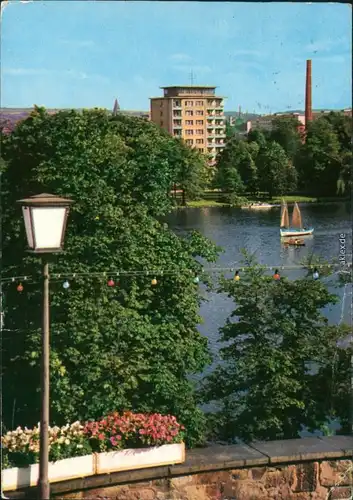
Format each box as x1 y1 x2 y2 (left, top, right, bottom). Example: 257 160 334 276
167 203 352 357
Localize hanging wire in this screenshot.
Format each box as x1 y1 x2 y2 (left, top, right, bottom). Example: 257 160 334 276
0 261 351 284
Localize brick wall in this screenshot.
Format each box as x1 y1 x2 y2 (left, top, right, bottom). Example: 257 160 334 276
7 436 353 500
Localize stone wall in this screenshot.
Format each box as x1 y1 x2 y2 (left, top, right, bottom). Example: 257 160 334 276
7 436 353 500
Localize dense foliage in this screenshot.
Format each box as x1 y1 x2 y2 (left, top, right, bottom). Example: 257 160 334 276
217 112 352 198
201 254 352 442
1 107 220 447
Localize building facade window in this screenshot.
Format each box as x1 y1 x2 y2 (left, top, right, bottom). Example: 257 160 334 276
196 120 204 125
173 100 181 107
185 120 194 125
198 148 204 152
195 100 204 106
196 139 204 144
185 101 193 106
195 110 204 116
196 129 204 135
174 130 182 136
185 110 193 116
185 130 194 135
185 139 193 145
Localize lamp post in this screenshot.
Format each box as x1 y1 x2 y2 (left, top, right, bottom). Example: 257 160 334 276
17 194 73 500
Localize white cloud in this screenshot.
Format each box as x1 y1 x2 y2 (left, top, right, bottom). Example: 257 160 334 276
3 68 51 76
169 53 191 61
3 67 109 82
304 37 346 52
293 53 350 64
231 49 264 58
314 54 349 64
172 64 212 74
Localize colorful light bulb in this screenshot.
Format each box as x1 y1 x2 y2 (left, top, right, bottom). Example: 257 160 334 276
273 269 280 280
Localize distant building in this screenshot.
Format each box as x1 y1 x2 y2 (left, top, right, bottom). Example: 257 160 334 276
0 107 150 133
246 109 351 135
247 114 274 132
150 85 226 166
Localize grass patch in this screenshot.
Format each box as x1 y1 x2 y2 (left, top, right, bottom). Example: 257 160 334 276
186 200 229 208
173 194 350 209
271 195 318 203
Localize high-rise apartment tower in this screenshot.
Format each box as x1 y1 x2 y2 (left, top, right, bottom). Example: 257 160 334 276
150 86 226 165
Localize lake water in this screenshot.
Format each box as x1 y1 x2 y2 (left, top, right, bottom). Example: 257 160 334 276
167 202 352 372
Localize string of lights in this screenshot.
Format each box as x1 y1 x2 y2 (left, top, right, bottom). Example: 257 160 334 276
1 261 352 286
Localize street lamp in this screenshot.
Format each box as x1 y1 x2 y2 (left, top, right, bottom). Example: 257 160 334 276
17 193 73 500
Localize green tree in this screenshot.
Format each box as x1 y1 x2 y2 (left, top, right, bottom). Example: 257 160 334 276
323 112 352 195
323 112 352 152
247 129 267 148
174 144 209 205
234 141 259 195
298 117 341 196
200 255 348 442
256 141 296 198
304 323 352 435
269 116 302 162
213 138 245 194
225 121 237 139
1 107 220 446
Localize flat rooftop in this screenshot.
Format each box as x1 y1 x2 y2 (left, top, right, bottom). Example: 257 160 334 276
160 85 217 89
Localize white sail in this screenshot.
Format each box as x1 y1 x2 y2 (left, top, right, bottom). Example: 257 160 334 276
291 202 302 229
280 201 289 228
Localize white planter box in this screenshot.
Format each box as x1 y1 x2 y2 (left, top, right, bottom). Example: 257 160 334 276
2 463 39 491
2 444 185 491
2 454 94 492
49 454 94 482
95 442 185 475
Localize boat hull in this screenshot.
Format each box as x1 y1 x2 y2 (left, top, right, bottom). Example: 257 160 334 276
243 204 280 210
280 228 314 237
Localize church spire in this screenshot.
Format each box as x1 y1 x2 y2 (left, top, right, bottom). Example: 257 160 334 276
112 98 120 116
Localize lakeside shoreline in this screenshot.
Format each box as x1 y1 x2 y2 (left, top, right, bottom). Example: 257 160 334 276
173 197 351 209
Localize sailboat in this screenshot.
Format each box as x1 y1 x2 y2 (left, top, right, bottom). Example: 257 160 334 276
280 200 314 237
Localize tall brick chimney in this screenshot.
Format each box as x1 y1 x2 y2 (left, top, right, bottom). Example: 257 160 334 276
305 59 312 129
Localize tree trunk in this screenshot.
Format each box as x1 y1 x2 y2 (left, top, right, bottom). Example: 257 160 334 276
182 189 186 206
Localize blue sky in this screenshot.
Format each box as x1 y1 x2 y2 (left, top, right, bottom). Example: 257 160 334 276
1 1 351 112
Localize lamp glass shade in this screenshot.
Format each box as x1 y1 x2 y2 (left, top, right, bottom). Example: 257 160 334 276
22 206 34 248
19 194 73 253
22 206 68 251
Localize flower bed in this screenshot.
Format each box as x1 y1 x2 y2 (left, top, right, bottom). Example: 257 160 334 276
2 412 185 492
